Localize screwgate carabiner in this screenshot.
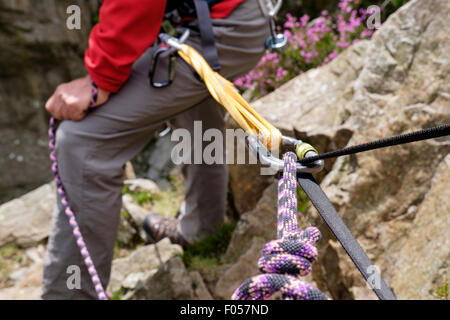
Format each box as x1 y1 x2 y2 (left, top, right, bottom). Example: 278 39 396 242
247 134 324 173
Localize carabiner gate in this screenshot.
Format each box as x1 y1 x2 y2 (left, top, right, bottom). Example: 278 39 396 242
247 134 324 173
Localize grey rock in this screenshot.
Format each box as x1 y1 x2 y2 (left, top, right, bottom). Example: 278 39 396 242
215 237 266 300
0 261 43 300
0 183 55 247
124 179 160 195
122 194 148 226
190 270 213 300
108 238 183 294
116 214 138 245
129 256 212 300
0 0 98 203
8 267 28 283
224 183 277 263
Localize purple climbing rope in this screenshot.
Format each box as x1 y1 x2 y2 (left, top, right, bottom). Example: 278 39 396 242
47 81 107 300
232 152 329 300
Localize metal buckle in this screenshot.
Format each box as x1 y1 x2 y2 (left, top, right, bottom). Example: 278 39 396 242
263 0 287 52
149 29 190 88
247 134 324 173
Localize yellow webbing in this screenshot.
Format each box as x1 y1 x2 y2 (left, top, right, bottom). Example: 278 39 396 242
177 44 282 151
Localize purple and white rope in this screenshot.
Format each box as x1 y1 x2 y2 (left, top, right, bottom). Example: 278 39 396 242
47 81 107 300
232 152 328 300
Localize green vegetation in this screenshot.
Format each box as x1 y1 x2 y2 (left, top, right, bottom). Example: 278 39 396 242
435 279 449 300
109 288 124 300
122 170 185 218
122 187 154 206
0 243 20 260
297 186 310 215
182 222 237 269
0 243 27 288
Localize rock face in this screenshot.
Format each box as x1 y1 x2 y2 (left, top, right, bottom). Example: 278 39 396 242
0 183 55 247
108 238 183 294
225 0 450 300
129 256 213 300
223 183 277 264
0 0 97 203
0 262 43 300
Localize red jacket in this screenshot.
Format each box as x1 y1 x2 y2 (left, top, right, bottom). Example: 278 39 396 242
85 0 245 92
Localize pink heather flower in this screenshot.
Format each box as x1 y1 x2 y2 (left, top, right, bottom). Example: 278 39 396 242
284 29 292 39
300 14 309 27
337 41 350 48
276 67 288 80
234 77 244 87
361 29 373 38
284 20 294 29
328 50 338 60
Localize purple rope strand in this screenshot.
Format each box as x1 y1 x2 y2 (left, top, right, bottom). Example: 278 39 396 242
47 82 107 300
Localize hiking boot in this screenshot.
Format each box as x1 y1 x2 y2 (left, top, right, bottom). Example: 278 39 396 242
143 213 188 247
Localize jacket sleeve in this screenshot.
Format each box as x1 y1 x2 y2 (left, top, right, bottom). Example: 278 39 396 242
85 0 166 93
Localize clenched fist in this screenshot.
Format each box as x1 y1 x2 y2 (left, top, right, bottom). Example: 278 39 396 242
45 75 110 121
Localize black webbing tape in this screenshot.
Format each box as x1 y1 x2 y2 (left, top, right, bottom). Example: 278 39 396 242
193 0 221 71
297 173 397 300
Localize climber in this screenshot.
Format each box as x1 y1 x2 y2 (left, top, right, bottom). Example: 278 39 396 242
42 0 270 299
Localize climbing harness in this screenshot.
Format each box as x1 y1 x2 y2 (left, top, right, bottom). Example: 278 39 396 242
150 0 222 88
151 0 287 88
232 152 328 300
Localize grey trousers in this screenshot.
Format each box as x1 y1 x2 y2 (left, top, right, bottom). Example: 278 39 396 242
41 0 270 299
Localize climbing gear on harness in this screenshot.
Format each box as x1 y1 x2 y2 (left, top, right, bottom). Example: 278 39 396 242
161 34 283 151
260 0 288 52
298 123 450 165
48 92 107 300
164 0 221 71
149 29 190 88
232 152 328 300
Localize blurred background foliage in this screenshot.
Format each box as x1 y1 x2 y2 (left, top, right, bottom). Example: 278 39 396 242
235 0 410 99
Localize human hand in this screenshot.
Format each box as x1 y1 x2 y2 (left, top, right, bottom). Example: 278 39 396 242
45 75 110 121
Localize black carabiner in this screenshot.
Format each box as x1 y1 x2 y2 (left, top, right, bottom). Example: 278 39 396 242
149 47 177 88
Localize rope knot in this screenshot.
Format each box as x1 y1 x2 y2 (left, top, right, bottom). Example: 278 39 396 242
232 152 329 300
258 227 321 277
